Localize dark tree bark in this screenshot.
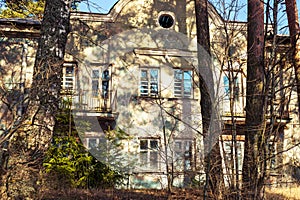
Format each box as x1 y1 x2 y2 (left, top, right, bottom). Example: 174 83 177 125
285 0 300 119
194 0 224 198
0 0 71 199
242 0 265 198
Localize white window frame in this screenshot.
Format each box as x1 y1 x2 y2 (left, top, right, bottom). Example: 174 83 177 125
139 138 160 170
139 68 159 97
86 137 99 150
174 69 193 98
62 63 76 91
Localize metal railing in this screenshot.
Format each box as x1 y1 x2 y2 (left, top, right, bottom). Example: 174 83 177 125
75 89 117 112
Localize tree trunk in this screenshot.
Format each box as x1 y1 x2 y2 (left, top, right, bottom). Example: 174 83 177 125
194 0 224 198
0 0 71 199
285 0 300 119
242 0 265 198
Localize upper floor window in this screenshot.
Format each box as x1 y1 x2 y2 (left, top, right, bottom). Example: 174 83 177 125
62 64 75 91
102 69 110 99
139 139 159 170
158 14 174 28
140 68 159 97
174 69 192 98
91 68 111 99
92 69 100 97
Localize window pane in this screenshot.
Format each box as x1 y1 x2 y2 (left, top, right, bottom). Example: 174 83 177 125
150 140 158 149
174 70 182 81
183 71 192 97
66 66 74 76
140 140 148 150
150 69 158 81
92 70 100 79
141 70 148 81
140 85 148 96
150 69 158 95
140 152 148 166
140 70 149 96
223 75 229 98
102 70 109 79
92 80 99 96
174 70 183 97
88 138 97 149
150 152 158 169
150 82 158 95
102 80 109 98
234 77 239 100
175 141 182 151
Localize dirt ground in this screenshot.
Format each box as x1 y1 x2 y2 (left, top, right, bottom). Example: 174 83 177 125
41 188 294 200
42 189 212 200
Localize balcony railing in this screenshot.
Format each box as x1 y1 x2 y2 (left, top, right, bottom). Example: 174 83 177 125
74 89 117 113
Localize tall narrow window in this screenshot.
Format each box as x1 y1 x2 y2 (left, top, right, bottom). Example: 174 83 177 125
102 69 110 98
174 69 192 97
139 139 159 170
140 68 159 96
62 64 75 91
174 139 193 170
223 75 239 101
223 75 230 100
92 70 99 97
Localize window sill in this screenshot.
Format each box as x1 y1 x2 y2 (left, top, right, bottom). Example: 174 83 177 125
132 95 199 102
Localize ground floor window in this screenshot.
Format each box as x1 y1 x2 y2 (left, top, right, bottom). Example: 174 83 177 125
86 138 99 149
173 139 193 171
139 138 159 170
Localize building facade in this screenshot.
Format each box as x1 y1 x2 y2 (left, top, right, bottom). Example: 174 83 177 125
0 0 299 189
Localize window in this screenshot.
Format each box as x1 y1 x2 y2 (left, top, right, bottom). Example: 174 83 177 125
223 140 243 174
102 70 110 98
158 14 174 28
62 64 75 90
174 140 193 170
174 69 192 97
139 139 159 169
140 69 159 96
87 138 98 149
92 70 100 97
223 75 239 101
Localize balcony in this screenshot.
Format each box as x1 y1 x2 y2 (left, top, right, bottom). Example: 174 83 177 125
73 89 118 118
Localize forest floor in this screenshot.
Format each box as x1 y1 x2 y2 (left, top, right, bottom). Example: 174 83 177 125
42 187 300 200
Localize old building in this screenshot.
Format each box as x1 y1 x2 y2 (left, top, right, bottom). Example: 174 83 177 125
0 0 299 189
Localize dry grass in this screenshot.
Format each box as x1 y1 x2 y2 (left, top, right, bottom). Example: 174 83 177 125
41 188 207 200
266 186 300 200
41 187 300 199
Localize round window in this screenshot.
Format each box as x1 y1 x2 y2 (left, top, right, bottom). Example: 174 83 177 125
158 14 174 28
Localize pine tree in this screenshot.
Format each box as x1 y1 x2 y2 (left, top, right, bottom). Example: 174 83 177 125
0 0 45 19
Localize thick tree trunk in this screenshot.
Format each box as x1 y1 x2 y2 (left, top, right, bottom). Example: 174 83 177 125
0 0 71 199
194 0 224 198
242 0 265 198
285 0 300 119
